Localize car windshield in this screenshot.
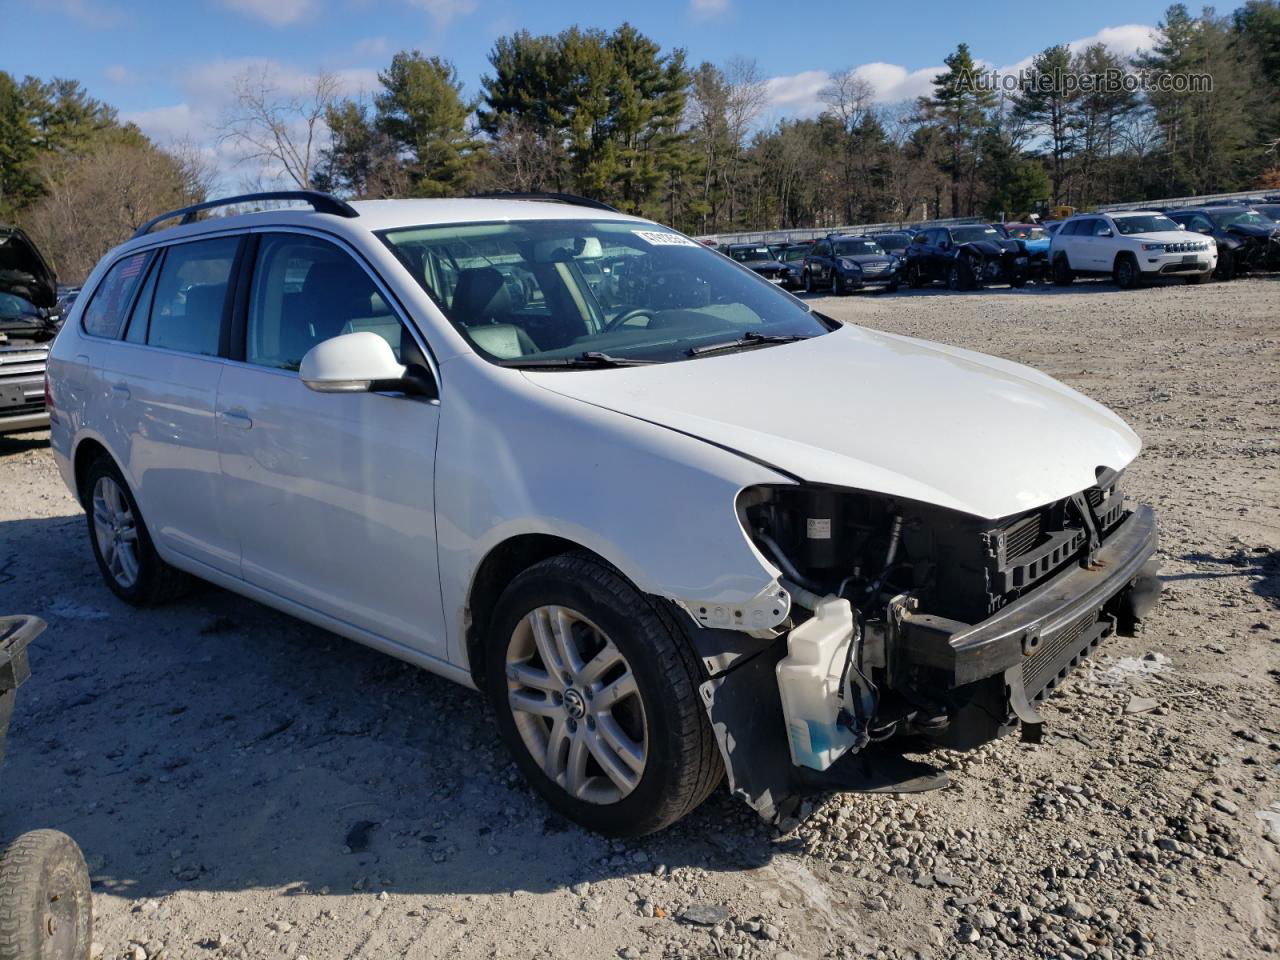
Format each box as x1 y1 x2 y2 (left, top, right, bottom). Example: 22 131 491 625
1252 204 1280 222
1006 226 1046 241
833 239 884 256
1112 214 1180 235
1213 209 1272 227
950 226 1001 243
729 246 773 262
875 234 909 248
780 246 808 262
380 219 829 366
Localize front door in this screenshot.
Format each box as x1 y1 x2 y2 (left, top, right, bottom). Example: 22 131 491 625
214 231 447 658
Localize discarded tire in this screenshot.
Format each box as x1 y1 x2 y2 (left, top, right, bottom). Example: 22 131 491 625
0 830 92 960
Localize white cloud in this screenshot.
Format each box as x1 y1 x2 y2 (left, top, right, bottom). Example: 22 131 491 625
218 0 319 26
352 36 390 57
763 23 1158 121
763 70 830 118
103 64 137 85
407 0 476 28
691 0 730 19
21 0 122 27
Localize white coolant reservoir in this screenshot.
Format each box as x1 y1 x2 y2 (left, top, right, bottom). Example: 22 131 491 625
776 595 859 770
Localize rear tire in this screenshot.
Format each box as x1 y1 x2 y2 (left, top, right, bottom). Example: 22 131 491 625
83 455 191 607
0 830 92 960
484 552 721 836
1052 256 1075 286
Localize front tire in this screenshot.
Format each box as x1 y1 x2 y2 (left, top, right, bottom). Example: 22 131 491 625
907 263 924 288
0 830 92 960
1185 272 1208 285
83 455 190 606
1113 255 1140 290
803 270 813 294
484 552 721 836
1213 252 1235 281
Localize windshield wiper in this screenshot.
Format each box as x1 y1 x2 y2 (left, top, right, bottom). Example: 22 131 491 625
502 351 657 369
687 332 809 357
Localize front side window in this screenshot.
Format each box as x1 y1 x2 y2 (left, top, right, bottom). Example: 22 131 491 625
246 234 399 371
380 219 829 366
950 226 1001 243
780 246 807 263
1112 214 1179 235
146 236 239 356
81 251 150 339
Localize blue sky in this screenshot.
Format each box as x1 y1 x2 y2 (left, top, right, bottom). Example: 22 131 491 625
7 0 1181 187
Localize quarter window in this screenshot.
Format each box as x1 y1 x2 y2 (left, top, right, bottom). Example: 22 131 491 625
246 234 400 371
81 252 149 339
146 237 239 356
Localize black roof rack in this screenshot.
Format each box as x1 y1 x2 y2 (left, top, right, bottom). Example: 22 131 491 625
466 191 620 213
132 190 359 239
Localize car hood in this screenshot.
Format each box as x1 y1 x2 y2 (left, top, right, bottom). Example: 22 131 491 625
1225 223 1277 239
522 325 1140 520
0 228 56 311
959 239 1019 256
1127 230 1200 244
743 260 787 271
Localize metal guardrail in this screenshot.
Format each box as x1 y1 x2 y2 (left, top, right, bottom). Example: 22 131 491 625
1097 190 1280 212
697 190 1280 244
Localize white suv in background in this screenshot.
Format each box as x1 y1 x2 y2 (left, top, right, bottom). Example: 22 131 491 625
46 191 1161 835
1049 210 1216 288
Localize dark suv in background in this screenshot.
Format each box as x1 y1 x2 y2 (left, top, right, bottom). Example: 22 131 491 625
724 242 795 286
801 235 900 294
1164 206 1280 280
905 224 1029 290
1 226 61 434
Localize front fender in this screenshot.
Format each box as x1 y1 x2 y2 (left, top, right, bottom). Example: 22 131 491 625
434 354 793 669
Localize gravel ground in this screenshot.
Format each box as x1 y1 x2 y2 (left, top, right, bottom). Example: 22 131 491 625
0 275 1277 960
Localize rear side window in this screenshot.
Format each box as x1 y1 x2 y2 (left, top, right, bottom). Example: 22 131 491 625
81 252 149 339
146 236 239 356
246 233 398 371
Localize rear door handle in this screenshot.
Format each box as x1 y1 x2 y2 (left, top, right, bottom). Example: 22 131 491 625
111 382 130 400
219 410 253 430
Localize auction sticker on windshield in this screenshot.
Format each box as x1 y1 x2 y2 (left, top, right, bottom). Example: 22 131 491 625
633 230 698 247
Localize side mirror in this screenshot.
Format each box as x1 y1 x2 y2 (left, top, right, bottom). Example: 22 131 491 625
939 240 950 250
299 331 435 398
1097 228 1112 237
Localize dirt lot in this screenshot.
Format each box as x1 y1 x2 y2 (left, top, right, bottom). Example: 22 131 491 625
1 275 1277 960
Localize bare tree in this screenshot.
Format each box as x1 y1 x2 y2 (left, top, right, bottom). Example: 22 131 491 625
217 66 340 189
22 141 202 282
476 115 566 192
820 70 877 223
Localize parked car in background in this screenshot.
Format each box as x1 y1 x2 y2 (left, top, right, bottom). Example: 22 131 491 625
801 235 900 294
904 224 1029 290
1049 211 1215 288
724 243 793 286
1000 223 1052 280
1165 206 1280 280
0 226 61 434
1249 202 1280 223
868 232 912 258
775 243 810 289
47 189 1161 835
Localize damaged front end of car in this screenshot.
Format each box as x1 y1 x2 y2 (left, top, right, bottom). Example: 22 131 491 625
685 474 1161 822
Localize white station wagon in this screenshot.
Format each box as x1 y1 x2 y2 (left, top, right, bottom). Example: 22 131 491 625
47 192 1161 835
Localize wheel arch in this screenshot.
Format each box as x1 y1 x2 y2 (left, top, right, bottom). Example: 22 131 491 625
464 533 611 686
1112 249 1138 270
72 435 113 507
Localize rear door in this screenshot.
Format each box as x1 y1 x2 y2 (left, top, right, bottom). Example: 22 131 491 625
94 235 243 575
214 230 447 658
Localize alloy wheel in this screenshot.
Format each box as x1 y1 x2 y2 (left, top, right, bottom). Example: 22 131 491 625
505 605 648 805
91 476 139 589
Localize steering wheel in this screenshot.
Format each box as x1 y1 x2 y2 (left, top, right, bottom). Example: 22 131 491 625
601 307 655 333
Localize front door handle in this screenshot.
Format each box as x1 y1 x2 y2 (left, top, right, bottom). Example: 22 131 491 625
219 409 253 430
111 382 130 400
